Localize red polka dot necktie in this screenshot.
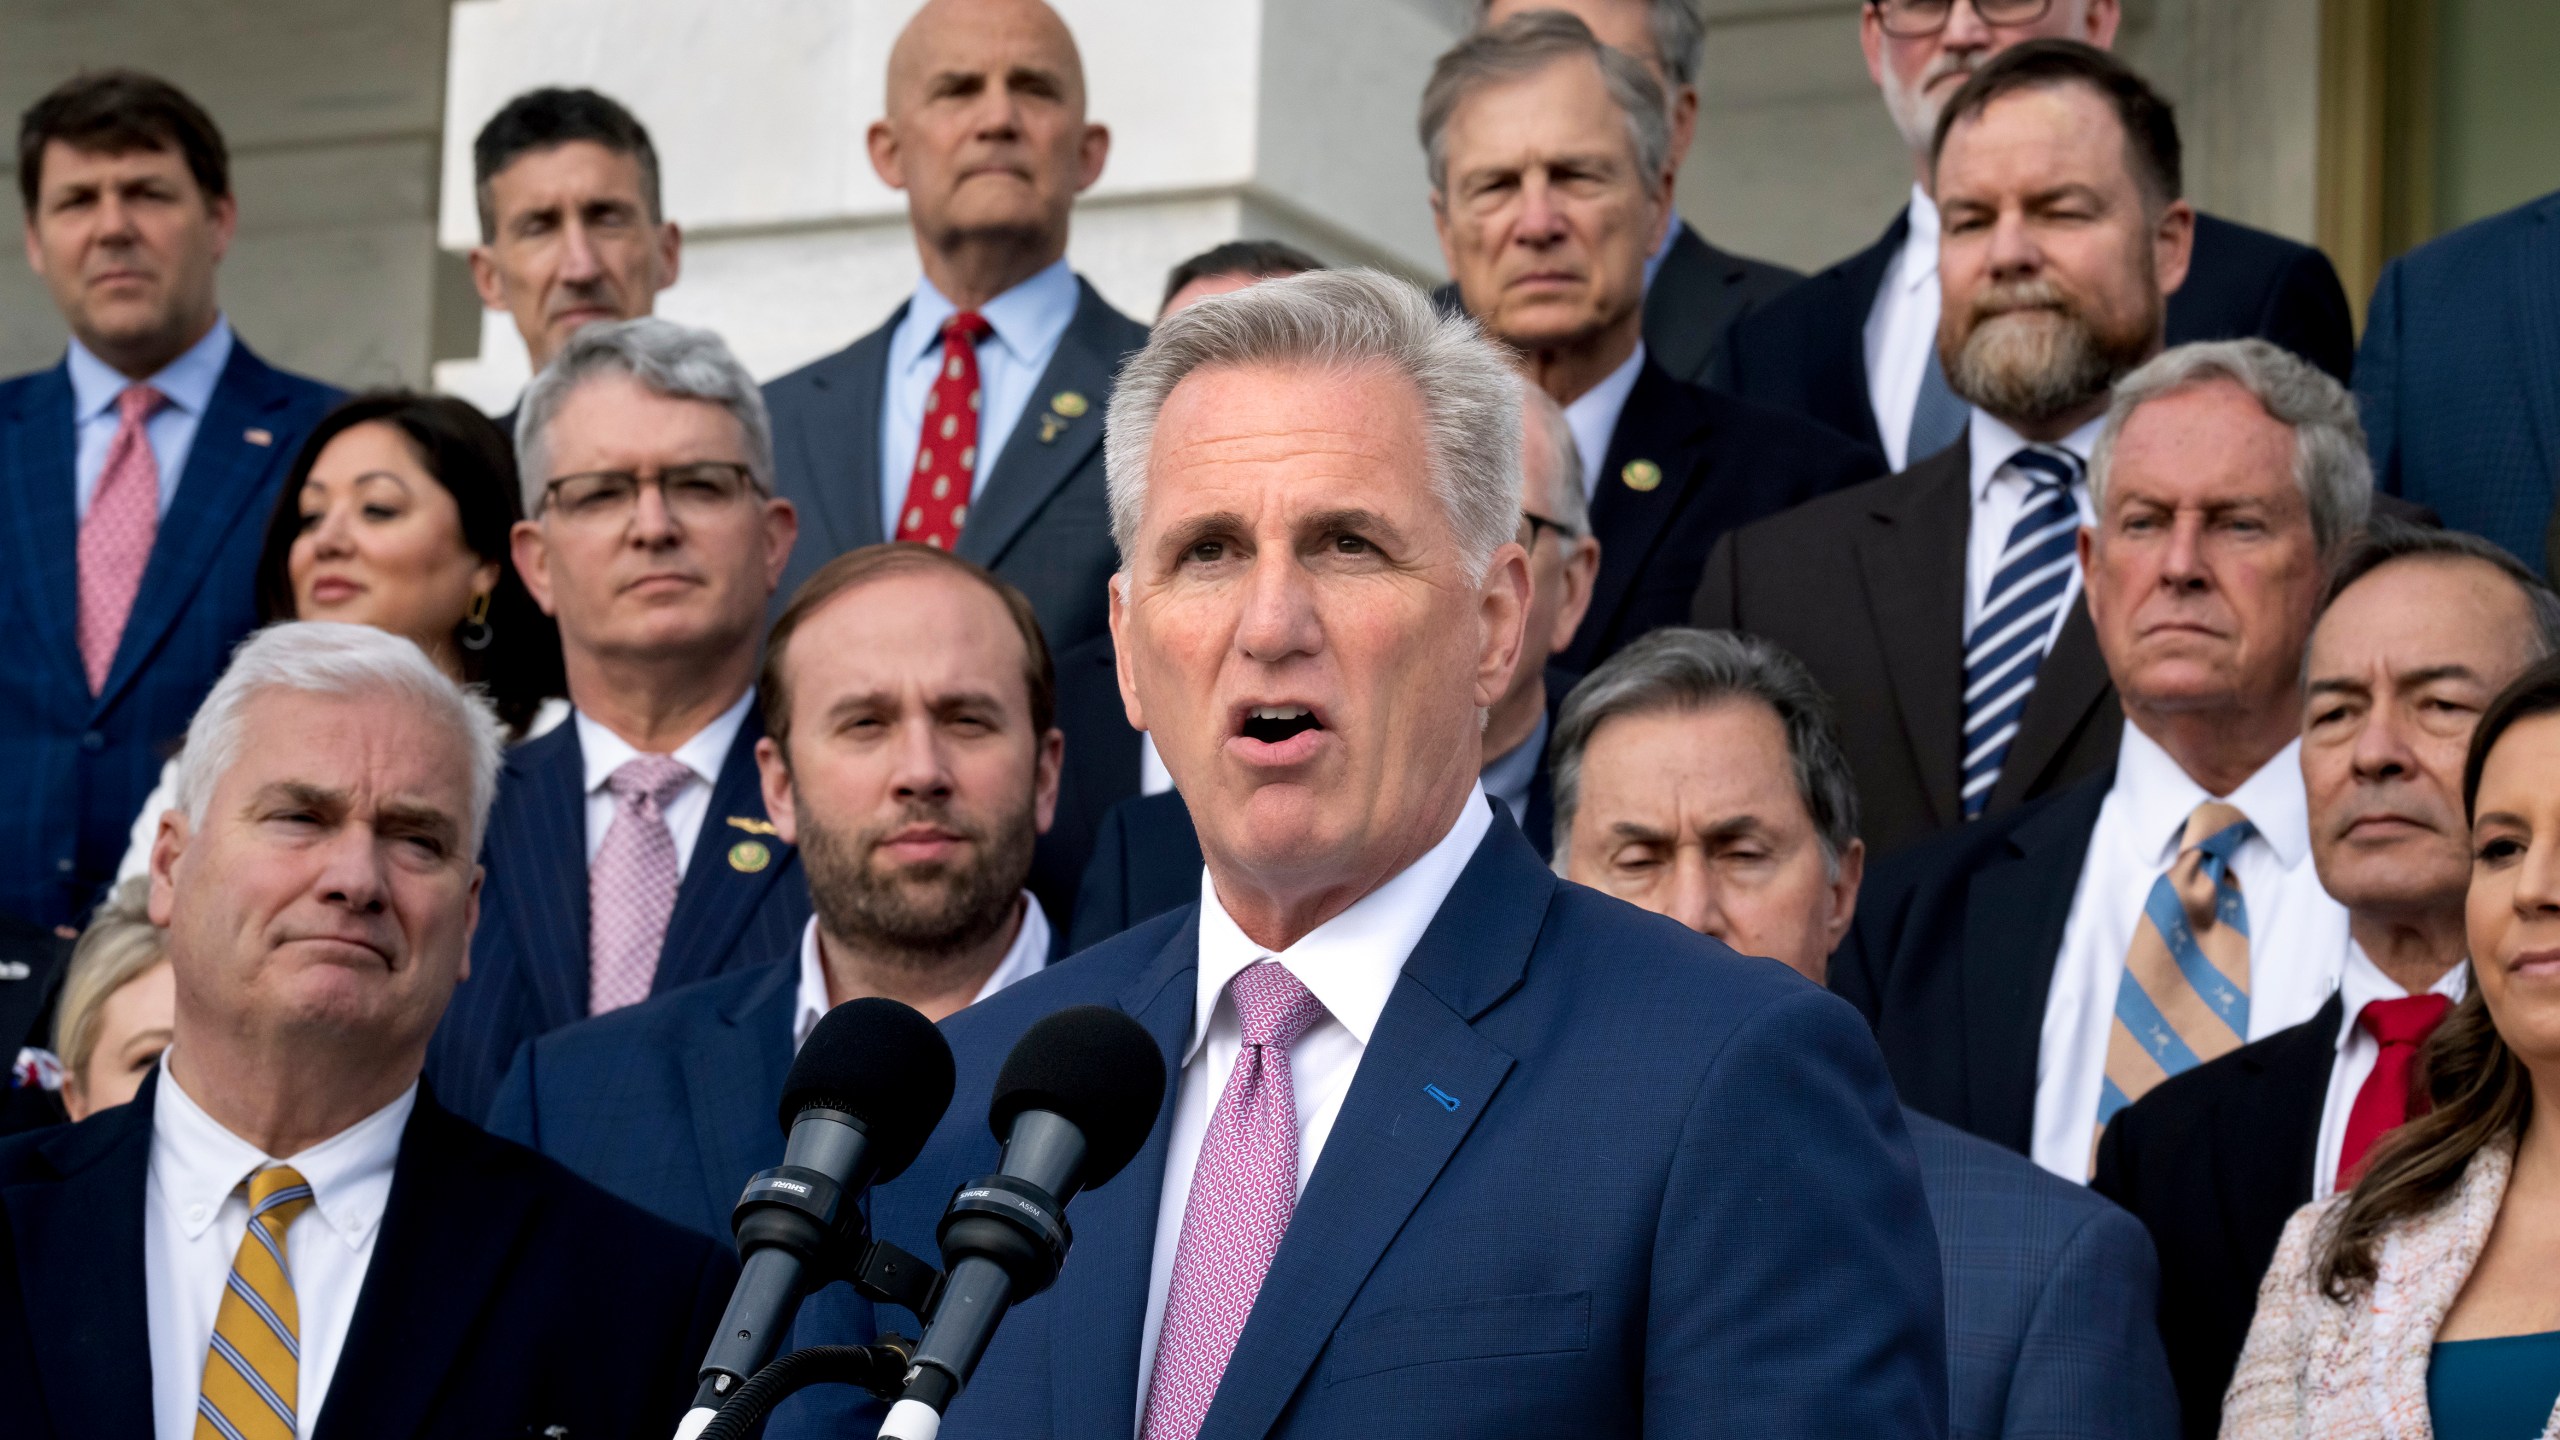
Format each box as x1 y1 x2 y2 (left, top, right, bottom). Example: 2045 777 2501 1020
897 311 993 550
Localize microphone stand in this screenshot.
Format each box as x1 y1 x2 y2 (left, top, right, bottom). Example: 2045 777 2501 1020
694 1340 918 1440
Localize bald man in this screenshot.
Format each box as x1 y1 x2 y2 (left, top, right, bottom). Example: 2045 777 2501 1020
766 0 1148 658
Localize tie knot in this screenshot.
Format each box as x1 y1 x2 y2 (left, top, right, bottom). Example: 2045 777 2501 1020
607 753 693 809
2180 800 2253 859
247 1164 315 1225
2005 445 2084 493
2359 992 2453 1047
1228 962 1326 1050
117 383 166 426
943 310 993 346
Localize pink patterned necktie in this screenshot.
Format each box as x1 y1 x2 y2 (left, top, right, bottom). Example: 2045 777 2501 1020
587 754 694 1014
1140 960 1330 1440
76 384 166 693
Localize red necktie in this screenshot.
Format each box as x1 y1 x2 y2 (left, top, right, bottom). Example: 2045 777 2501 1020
2335 992 2453 1189
897 311 993 550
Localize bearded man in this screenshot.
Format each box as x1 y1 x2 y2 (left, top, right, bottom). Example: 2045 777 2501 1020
1695 40 2185 857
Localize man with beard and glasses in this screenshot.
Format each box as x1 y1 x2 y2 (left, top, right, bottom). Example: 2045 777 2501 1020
1696 41 2181 859
487 542 1062 1438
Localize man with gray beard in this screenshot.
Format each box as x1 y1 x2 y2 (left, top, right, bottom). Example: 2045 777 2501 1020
1695 41 2180 858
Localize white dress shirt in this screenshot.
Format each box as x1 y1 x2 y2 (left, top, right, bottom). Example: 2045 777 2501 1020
1132 786 1495 1417
1863 186 1942 472
1138 732 1175 797
877 258 1082 540
2309 946 2469 1200
788 897 1052 1050
2030 725 2353 1179
68 315 235 520
1561 343 1645 503
1960 409 2102 644
575 687 754 877
146 1063 414 1440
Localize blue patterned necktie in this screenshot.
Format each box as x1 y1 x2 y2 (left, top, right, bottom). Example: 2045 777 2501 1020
1961 446 2086 820
2093 802 2254 1166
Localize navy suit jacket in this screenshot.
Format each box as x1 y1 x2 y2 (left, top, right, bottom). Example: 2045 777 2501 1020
0 341 339 929
1716 210 2354 457
2356 189 2560 565
1910 1110 2177 1440
0 1071 734 1440
427 706 811 1124
764 277 1149 656
870 815 1949 1439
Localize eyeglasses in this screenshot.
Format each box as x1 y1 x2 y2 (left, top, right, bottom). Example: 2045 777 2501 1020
540 461 763 525
1520 511 1579 549
1869 0 2055 39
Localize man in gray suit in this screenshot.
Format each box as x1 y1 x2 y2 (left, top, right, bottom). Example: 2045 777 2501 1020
1550 626 2179 1440
763 0 1147 656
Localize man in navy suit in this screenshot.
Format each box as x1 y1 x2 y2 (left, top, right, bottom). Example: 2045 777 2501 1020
0 622 733 1440
2354 188 2560 567
869 269 1945 1437
1715 1 2350 468
764 0 1149 660
425 318 809 1123
1 70 340 932
1549 626 2177 1440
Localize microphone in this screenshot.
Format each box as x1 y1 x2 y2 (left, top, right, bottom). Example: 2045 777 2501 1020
878 1005 1166 1440
676 997 956 1439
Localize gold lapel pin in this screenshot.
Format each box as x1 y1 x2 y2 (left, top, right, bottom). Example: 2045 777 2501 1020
244 427 274 447
725 816 779 836
1050 390 1089 418
1621 458 1663 493
728 839 773 874
1038 415 1067 444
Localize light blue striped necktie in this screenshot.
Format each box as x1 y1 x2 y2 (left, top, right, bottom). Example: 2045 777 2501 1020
1961 445 2086 820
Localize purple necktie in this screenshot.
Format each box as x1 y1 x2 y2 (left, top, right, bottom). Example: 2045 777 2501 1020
1140 960 1330 1440
587 754 693 1014
77 384 165 694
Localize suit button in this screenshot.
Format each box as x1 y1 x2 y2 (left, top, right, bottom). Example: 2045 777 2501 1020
80 730 104 753
55 858 74 873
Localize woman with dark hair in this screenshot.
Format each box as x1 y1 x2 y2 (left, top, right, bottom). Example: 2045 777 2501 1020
2225 656 2560 1439
114 392 565 877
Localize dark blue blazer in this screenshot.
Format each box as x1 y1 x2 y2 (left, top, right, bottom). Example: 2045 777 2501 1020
871 815 1950 1439
1715 210 2354 458
1910 1110 2178 1440
2355 189 2560 565
763 278 1150 657
427 706 811 1124
0 1070 734 1440
0 341 339 929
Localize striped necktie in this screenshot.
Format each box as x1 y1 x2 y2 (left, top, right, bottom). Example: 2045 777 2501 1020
196 1164 317 1440
2095 802 2254 1160
1961 446 2085 820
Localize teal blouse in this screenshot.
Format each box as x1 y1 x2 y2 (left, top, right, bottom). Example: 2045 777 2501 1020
2429 1330 2560 1440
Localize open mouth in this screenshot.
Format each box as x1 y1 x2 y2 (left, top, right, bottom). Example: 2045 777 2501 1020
1241 705 1323 745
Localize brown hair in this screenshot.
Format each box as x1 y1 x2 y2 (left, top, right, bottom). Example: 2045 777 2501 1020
759 543 1057 755
1930 39 2182 210
18 69 229 214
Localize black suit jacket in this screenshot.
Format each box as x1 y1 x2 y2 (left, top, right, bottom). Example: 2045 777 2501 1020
2091 995 2338 1439
1693 437 2119 858
1029 628 1139 937
0 1072 734 1440
1716 209 2355 457
1832 768 2113 1155
763 277 1150 657
1562 359 1884 674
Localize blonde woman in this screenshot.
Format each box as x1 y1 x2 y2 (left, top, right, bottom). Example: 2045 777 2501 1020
52 878 174 1121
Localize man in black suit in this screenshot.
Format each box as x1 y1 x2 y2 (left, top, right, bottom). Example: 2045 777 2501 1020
1426 12 1882 677
0 622 732 1440
2093 522 2560 1436
764 0 1148 659
1715 0 2351 469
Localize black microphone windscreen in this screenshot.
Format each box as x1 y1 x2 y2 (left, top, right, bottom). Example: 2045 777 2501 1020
778 996 957 1183
988 1006 1167 1187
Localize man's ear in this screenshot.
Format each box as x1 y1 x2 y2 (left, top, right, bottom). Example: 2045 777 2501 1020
867 119 907 192
511 519 559 616
756 735 800 847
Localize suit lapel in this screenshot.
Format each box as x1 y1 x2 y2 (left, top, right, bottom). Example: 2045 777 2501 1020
1804 211 1908 456
499 725 595 1028
1200 826 1540 1440
0 365 86 699
1988 598 2114 812
1642 224 1721 382
1959 774 2110 1153
2514 198 2560 480
2224 994 2339 1227
3 1074 157 1437
658 709 795 994
796 314 899 556
1854 441 1972 830
683 963 801 1227
959 280 1122 569
1581 361 1693 657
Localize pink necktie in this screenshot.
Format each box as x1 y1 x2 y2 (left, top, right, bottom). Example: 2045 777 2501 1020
77 384 166 694
588 754 693 1014
1140 961 1330 1440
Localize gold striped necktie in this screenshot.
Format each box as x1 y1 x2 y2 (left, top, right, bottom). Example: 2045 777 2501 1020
195 1164 316 1440
2093 800 2254 1170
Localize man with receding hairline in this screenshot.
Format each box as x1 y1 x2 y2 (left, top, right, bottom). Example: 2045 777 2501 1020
766 0 1148 659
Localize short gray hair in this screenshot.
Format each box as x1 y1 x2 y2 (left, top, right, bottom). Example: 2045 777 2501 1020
173 622 508 854
1422 11 1672 195
2090 339 2373 556
1105 268 1522 581
1470 0 1707 89
1549 628 1860 872
515 317 775 515
1519 377 1588 536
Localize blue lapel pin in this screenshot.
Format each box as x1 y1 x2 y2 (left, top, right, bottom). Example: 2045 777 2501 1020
1423 1083 1460 1113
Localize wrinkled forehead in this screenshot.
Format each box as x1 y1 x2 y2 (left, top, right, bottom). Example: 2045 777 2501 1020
1139 360 1443 533
2312 557 2540 679
1938 83 2135 196
2103 384 2305 517
544 374 750 475
215 690 475 820
888 0 1087 109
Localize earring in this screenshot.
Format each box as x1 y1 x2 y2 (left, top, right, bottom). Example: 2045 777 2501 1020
461 589 494 652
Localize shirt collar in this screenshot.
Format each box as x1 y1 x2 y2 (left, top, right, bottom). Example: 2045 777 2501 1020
1480 708 1548 825
1641 215 1679 292
1895 184 1941 296
1185 784 1496 1066
575 687 754 798
2332 943 2471 1050
66 314 234 423
904 258 1081 371
2114 721 2313 871
1562 343 1647 500
152 1054 415 1250
1967 408 2104 505
790 894 1051 1050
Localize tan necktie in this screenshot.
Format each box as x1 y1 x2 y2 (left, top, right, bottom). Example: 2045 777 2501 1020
194 1164 316 1440
2094 801 2253 1165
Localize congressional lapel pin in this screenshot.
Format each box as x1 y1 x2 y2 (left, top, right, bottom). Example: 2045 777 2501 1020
725 815 779 836
1423 1083 1461 1113
1049 390 1089 418
243 427 274 447
1620 458 1662 493
728 839 773 874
